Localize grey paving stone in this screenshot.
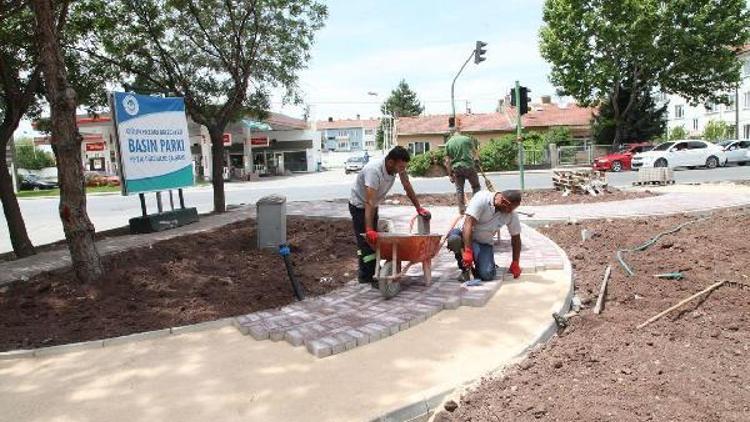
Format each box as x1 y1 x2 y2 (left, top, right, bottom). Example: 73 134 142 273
306 339 332 358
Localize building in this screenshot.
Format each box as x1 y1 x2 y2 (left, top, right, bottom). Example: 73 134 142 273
316 117 379 152
34 111 320 180
395 100 595 154
664 44 750 140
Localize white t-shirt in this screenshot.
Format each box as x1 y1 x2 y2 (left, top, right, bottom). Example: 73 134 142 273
463 190 521 244
349 158 398 208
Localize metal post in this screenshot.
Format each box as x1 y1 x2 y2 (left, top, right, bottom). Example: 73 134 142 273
139 193 147 217
178 188 185 208
156 191 163 213
451 50 476 123
169 189 175 210
515 81 525 191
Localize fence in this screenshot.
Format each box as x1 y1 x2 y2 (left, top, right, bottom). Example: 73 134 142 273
557 144 612 166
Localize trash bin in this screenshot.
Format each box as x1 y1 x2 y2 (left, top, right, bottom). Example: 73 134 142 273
256 195 287 250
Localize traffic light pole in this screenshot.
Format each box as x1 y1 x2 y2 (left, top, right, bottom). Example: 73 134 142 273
450 50 476 123
515 80 525 191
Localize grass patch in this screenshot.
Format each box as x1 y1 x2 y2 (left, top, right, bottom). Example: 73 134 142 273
17 185 122 198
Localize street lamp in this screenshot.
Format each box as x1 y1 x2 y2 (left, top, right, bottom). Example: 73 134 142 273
368 91 392 153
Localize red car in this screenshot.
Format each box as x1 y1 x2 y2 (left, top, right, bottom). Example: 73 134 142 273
592 142 653 172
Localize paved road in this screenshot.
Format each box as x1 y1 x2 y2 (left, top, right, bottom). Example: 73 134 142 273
1 166 748 253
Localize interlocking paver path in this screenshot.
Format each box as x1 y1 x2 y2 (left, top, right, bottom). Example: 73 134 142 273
236 206 565 358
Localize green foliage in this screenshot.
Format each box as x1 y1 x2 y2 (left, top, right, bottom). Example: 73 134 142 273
381 80 423 118
592 87 667 144
701 120 734 142
78 0 327 126
478 135 518 172
407 148 445 177
539 0 750 144
14 139 55 170
541 126 572 146
667 126 688 141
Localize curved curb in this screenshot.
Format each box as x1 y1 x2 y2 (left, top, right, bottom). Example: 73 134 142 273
0 318 234 361
371 227 575 422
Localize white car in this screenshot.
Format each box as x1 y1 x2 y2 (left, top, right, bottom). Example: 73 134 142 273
344 156 366 174
631 140 727 170
717 139 750 166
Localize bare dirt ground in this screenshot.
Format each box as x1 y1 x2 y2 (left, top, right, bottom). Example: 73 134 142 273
438 207 750 422
0 216 357 352
383 188 657 208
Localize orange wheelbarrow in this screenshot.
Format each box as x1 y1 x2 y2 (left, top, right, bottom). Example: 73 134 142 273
365 214 463 298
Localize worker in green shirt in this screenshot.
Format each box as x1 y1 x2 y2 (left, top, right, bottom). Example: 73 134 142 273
444 131 481 214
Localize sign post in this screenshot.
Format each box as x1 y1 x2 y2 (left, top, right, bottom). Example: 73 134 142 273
111 92 199 233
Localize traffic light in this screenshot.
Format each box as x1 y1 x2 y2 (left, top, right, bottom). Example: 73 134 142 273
510 86 531 115
448 116 455 128
474 40 487 64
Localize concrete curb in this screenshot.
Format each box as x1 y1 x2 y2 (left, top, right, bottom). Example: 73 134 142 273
372 228 575 422
0 318 234 361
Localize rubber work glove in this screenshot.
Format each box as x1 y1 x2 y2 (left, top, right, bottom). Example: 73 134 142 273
365 229 378 245
462 247 474 268
509 261 522 279
417 207 431 220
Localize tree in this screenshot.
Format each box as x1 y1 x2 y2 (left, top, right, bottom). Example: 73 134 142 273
31 0 104 282
0 3 41 257
377 79 423 149
542 126 573 146
702 120 733 142
592 85 667 144
539 0 750 145
667 125 688 141
77 0 327 213
14 138 56 170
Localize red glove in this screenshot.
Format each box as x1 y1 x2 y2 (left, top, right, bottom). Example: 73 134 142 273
462 247 474 268
417 207 431 219
509 261 522 279
365 229 378 245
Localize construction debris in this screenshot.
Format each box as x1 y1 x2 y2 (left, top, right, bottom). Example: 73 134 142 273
632 167 675 186
594 265 612 315
552 170 608 196
636 281 727 329
653 272 684 280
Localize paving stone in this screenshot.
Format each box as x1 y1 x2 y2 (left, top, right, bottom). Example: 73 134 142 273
306 339 332 358
247 324 269 340
284 329 306 347
321 336 345 355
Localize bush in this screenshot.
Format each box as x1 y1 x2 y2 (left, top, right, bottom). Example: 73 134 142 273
407 148 446 177
478 135 518 171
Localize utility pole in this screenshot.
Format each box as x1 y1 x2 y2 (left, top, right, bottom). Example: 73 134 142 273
515 81 524 191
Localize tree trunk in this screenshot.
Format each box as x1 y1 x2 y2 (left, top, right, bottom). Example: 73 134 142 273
208 127 226 213
31 0 103 283
0 132 35 258
613 121 623 146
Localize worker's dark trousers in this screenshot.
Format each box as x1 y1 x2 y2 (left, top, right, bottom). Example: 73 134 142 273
453 166 481 213
349 203 379 283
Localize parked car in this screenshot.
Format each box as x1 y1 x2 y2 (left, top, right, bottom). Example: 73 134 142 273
20 174 58 191
717 139 750 166
592 142 652 172
631 140 727 170
344 156 366 174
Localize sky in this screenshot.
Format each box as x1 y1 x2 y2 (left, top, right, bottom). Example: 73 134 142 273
274 0 556 121
16 0 555 137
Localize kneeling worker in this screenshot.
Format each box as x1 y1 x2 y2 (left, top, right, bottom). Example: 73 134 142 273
349 146 431 287
446 190 523 281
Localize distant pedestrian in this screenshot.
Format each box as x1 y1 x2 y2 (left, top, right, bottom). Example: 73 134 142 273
444 131 481 214
363 150 370 163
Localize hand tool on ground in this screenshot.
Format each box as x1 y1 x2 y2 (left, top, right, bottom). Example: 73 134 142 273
594 265 612 315
636 280 726 329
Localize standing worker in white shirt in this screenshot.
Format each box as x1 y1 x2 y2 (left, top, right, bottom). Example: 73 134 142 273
349 146 431 287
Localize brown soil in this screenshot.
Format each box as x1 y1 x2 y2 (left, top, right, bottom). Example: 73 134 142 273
0 216 357 352
441 207 750 422
384 188 656 207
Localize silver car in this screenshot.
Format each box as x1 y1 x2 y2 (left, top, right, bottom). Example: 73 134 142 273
717 139 750 166
344 156 366 174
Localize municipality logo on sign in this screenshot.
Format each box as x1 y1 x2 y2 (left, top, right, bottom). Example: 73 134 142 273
123 95 139 116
